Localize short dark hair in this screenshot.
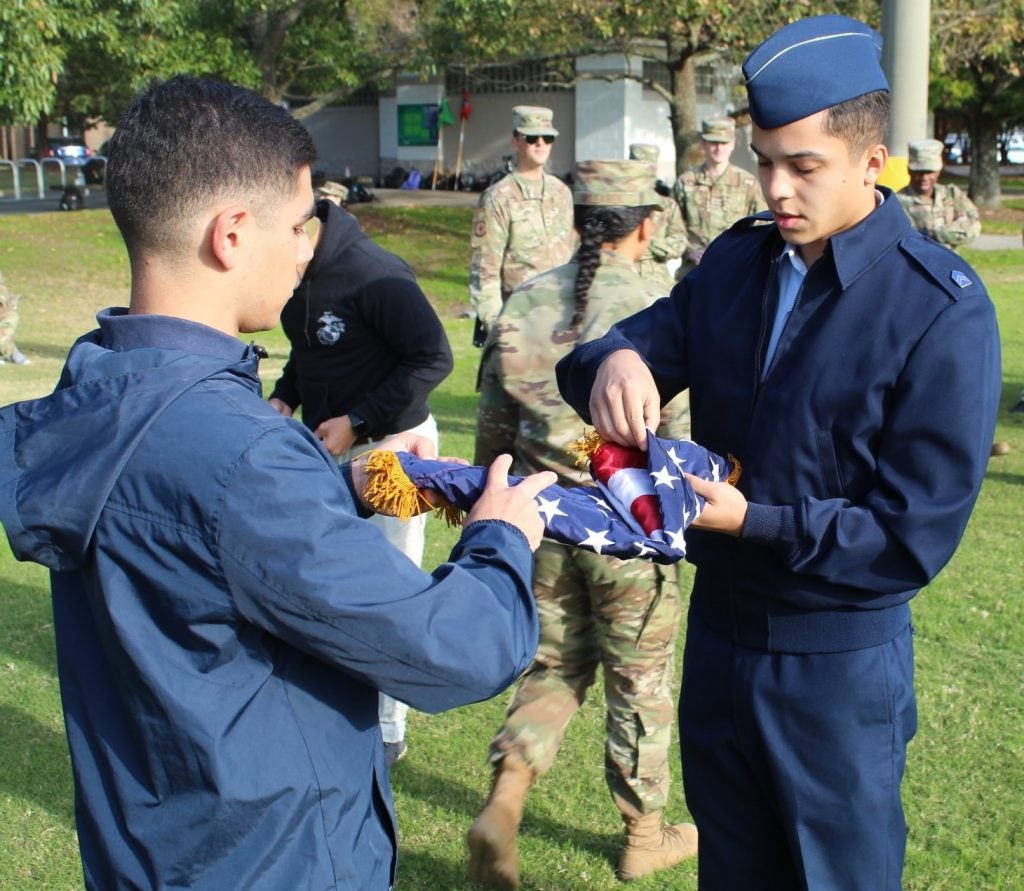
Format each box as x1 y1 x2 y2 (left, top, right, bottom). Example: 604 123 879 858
106 76 317 257
822 90 890 158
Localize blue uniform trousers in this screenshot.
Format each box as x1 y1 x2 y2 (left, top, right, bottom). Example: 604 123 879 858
680 612 917 890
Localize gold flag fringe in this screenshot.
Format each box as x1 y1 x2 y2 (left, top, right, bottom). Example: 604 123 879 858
568 429 604 469
567 427 743 487
362 450 466 527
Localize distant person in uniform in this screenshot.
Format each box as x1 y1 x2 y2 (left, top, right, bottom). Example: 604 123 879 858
469 106 575 346
316 180 348 206
897 138 981 250
469 160 696 890
673 116 761 276
0 270 29 366
627 143 688 291
557 15 1000 890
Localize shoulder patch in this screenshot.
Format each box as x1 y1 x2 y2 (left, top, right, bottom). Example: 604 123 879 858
474 218 487 238
899 233 985 300
951 270 972 289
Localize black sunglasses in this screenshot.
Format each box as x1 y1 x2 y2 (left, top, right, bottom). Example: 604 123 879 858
523 134 556 145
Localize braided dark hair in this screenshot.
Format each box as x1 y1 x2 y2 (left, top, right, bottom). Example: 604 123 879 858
569 204 655 330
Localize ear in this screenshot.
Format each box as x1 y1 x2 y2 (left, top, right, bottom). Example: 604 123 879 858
863 143 889 187
209 205 250 271
638 215 654 245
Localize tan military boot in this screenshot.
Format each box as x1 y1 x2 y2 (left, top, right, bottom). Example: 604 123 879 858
617 811 698 881
466 752 535 889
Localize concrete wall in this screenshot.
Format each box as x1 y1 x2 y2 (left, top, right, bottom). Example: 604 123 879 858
299 56 751 186
305 106 379 180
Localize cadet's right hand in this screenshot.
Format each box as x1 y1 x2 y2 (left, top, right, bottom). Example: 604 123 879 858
589 349 662 451
465 454 556 552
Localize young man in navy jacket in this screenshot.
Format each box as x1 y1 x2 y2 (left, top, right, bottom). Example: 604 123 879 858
557 16 1000 891
0 76 554 890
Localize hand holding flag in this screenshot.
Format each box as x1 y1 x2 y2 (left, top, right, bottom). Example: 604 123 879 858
363 431 740 564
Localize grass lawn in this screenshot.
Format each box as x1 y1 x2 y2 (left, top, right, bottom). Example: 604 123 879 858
0 204 1022 890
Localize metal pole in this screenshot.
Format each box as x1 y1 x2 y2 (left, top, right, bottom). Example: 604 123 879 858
879 0 931 190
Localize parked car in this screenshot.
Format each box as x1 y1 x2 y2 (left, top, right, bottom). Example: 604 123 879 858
36 137 93 168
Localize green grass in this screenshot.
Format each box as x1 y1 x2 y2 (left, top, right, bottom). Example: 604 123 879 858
0 207 1022 890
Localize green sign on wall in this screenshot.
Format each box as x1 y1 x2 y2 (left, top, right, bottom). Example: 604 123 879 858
398 104 439 147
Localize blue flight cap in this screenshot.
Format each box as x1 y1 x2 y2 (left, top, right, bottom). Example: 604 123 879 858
743 15 889 129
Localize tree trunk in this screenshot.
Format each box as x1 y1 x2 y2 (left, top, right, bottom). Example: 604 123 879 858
968 111 1001 207
671 56 700 176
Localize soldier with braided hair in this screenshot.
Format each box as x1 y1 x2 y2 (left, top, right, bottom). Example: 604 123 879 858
469 160 695 890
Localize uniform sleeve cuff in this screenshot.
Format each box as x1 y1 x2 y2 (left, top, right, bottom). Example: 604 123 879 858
740 502 797 546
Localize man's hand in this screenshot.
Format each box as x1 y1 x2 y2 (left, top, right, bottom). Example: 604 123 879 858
686 474 748 536
688 248 705 265
315 416 357 457
465 454 557 552
589 349 661 451
268 397 293 417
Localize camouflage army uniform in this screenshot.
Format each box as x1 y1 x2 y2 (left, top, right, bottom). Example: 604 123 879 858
897 183 981 250
0 272 21 362
469 171 575 329
636 198 688 293
674 162 760 276
475 251 686 816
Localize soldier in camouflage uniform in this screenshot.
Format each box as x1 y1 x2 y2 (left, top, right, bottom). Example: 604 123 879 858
468 160 696 890
673 116 761 277
0 271 28 366
627 143 688 292
898 138 981 251
469 106 575 346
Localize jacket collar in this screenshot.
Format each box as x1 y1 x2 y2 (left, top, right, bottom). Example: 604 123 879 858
827 187 910 291
97 308 251 361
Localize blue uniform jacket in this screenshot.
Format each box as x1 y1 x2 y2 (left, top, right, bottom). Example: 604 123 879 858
0 310 539 889
557 192 1000 653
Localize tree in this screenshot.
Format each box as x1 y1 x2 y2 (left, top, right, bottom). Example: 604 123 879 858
14 0 425 132
0 0 80 124
930 0 1024 206
423 0 878 174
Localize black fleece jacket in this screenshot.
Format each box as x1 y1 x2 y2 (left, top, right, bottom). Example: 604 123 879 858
270 200 453 435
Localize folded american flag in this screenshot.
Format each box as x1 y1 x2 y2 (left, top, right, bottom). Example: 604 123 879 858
364 431 739 564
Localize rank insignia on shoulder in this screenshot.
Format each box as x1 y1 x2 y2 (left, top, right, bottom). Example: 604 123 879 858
951 270 972 289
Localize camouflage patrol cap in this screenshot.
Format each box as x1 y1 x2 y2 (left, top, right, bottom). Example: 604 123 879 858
512 105 558 137
573 160 664 210
907 139 944 172
317 180 349 201
628 143 660 163
701 117 736 143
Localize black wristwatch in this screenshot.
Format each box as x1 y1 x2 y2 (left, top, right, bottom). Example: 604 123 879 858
348 411 369 438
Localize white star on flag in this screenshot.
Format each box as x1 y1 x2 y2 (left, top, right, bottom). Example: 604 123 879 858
666 446 688 472
634 540 656 557
665 527 686 551
536 495 568 525
578 527 615 554
588 494 613 513
650 465 680 489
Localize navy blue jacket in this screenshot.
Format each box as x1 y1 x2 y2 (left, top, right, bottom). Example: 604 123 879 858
0 310 538 889
557 192 1000 653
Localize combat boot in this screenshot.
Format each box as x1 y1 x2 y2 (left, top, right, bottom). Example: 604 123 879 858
617 811 698 881
466 751 535 889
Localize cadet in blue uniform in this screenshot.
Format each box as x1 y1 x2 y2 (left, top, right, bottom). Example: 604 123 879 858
556 16 1000 890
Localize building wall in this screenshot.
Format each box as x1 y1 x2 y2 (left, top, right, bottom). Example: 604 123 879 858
305 106 379 180
299 55 752 186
